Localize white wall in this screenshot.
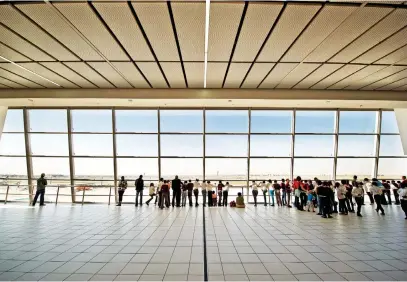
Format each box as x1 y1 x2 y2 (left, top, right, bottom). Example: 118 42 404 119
394 108 407 155
0 106 8 142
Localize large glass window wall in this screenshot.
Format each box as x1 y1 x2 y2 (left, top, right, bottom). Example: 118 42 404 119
0 108 404 203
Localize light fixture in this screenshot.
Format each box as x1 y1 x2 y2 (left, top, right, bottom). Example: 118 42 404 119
0 55 60 87
204 0 210 88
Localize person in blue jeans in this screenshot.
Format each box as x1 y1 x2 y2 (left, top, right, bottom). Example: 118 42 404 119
267 179 274 206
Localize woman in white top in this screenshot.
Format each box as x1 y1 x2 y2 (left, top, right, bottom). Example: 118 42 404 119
267 180 274 206
193 179 200 207
156 178 164 206
363 178 374 205
146 183 156 205
223 182 231 207
352 182 364 217
251 181 259 207
371 181 385 215
397 182 407 219
201 181 207 207
260 181 268 206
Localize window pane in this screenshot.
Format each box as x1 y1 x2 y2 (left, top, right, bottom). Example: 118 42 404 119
338 135 376 157
250 135 291 157
339 111 377 133
381 111 399 133
205 158 247 181
161 158 203 180
161 110 203 133
72 110 112 132
116 135 157 156
294 158 333 180
117 158 158 181
0 157 27 179
295 135 334 157
115 110 157 133
336 158 374 179
74 158 113 180
378 158 407 179
250 158 290 180
3 109 24 132
380 135 403 156
32 157 70 181
30 134 69 156
206 110 248 133
161 135 202 157
206 135 247 157
0 134 25 155
295 111 335 133
29 110 67 132
73 134 113 156
251 110 292 133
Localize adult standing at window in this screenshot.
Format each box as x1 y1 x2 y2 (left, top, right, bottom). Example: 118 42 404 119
172 175 182 207
251 181 259 207
391 180 400 205
285 179 292 208
201 180 207 207
32 173 47 207
217 181 224 206
135 175 144 207
260 181 267 206
193 179 200 207
116 176 127 206
160 180 170 209
187 180 194 207
223 182 230 207
156 178 163 206
398 182 407 219
267 179 274 206
363 178 374 205
207 181 213 206
371 181 385 215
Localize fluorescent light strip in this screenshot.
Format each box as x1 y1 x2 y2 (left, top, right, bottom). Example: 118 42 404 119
0 55 61 87
204 0 210 88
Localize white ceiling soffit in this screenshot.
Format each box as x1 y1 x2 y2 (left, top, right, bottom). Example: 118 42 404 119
224 63 251 88
241 63 275 88
184 62 204 88
136 62 168 88
345 66 407 89
0 67 45 88
41 62 97 88
63 62 114 88
161 62 186 88
111 62 150 89
0 63 60 88
206 62 227 88
363 68 407 90
87 62 133 88
259 63 299 88
276 63 321 89
328 65 388 89
0 42 30 62
294 64 344 89
312 64 366 89
376 44 407 65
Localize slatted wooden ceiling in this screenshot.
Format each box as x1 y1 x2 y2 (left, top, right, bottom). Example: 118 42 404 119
0 1 407 91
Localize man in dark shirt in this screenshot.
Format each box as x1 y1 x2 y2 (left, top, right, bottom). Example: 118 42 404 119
187 180 194 207
172 175 182 207
32 173 47 206
135 175 144 206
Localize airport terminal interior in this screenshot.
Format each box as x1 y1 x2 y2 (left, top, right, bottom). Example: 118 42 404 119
1 0 407 281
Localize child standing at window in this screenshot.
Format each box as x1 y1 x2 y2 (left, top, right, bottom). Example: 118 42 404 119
306 190 315 212
212 191 217 206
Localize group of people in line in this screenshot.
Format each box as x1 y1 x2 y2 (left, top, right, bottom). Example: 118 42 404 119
114 174 407 219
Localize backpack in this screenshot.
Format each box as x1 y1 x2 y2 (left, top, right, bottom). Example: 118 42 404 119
230 201 236 207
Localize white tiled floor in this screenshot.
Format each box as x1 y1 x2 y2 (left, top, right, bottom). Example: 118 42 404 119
0 203 406 281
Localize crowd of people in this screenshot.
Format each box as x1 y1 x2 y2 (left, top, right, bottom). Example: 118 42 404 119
30 173 407 219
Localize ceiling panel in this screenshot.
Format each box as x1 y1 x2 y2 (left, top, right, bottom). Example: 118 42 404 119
0 83 8 88
161 62 186 88
54 2 128 61
294 64 344 89
259 63 298 88
0 25 54 61
0 5 78 61
184 62 204 88
345 66 406 89
257 3 321 62
394 83 407 91
41 62 96 88
276 63 320 88
0 42 31 62
208 3 244 61
378 77 407 90
94 3 153 61
19 63 79 88
362 68 407 90
0 63 60 88
64 62 114 88
172 2 205 61
376 45 407 64
206 63 227 88
0 67 44 88
328 65 387 89
17 3 102 61
133 2 179 61
305 6 393 62
0 76 26 88
353 28 407 64
241 63 274 88
224 63 251 88
112 62 150 88
87 62 132 88
232 2 283 62
137 62 168 88
331 8 407 63
282 5 357 62
312 64 365 89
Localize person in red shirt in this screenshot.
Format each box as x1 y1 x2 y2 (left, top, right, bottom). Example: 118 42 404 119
160 180 170 209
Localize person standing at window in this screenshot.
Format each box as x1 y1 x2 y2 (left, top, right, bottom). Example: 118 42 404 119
363 178 374 205
187 180 194 207
194 179 200 207
352 182 364 217
273 180 282 206
267 179 274 206
391 180 400 205
116 176 127 206
260 181 267 206
217 181 224 206
371 181 385 215
207 181 213 207
397 182 407 219
383 180 392 205
32 173 47 206
135 175 144 207
202 180 207 207
181 181 188 207
281 179 286 206
223 182 230 207
156 178 163 206
344 180 355 213
172 175 182 208
160 180 170 209
251 181 259 206
285 179 292 208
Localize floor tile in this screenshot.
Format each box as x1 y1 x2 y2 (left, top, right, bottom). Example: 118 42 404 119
17 272 48 281
243 263 268 275
224 274 249 281
338 272 370 281
304 261 334 273
64 273 94 281
97 263 127 275
114 274 140 281
271 274 297 281
284 262 313 274
120 263 147 275
222 264 246 275
75 262 106 274
40 273 71 281
90 274 117 281
263 263 291 275
295 273 322 281
142 264 168 275
163 274 188 281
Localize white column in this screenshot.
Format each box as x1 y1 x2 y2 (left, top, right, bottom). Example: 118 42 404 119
394 108 407 155
0 106 8 141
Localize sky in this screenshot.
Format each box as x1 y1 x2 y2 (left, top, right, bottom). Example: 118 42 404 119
0 109 405 182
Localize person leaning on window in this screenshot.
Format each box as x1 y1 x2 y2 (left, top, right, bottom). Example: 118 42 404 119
32 173 47 207
116 176 127 206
